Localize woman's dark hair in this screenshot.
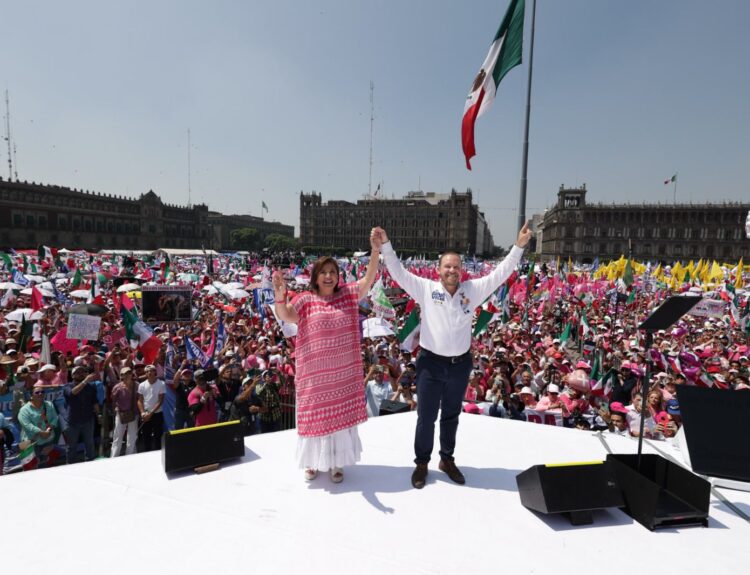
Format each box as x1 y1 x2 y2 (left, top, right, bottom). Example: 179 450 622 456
310 256 341 294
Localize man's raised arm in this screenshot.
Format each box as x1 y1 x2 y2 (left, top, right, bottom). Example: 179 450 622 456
373 227 425 303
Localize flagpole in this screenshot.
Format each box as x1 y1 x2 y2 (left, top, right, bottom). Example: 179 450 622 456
673 172 678 204
517 0 537 233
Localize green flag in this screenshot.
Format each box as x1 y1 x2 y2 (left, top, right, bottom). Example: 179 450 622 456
0 252 13 271
71 268 83 288
473 308 495 337
559 322 572 346
18 442 37 467
622 259 634 288
589 352 601 382
397 305 421 352
626 289 636 305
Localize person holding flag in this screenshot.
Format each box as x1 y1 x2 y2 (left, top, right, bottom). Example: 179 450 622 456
18 382 62 467
272 230 381 483
373 222 532 489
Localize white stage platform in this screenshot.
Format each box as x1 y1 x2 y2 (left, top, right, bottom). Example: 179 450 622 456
6 412 750 574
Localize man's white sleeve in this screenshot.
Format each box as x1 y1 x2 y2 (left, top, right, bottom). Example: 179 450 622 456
380 242 427 304
470 245 525 304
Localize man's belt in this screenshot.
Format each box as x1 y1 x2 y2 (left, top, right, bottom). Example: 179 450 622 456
421 348 471 365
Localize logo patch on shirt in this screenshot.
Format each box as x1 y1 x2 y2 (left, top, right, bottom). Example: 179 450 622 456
431 290 446 304
458 290 472 315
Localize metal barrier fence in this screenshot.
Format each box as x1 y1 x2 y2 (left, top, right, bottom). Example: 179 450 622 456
280 394 296 431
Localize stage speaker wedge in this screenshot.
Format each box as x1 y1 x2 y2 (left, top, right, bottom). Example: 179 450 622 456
607 454 710 530
379 399 411 416
516 461 624 525
162 420 245 474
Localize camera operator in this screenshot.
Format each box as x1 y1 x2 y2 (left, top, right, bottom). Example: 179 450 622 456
230 375 263 436
188 369 219 428
216 363 242 422
256 369 282 433
610 362 638 405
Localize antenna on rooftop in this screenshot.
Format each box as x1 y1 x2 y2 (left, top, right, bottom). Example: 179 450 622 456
187 128 192 207
368 81 375 198
4 90 15 180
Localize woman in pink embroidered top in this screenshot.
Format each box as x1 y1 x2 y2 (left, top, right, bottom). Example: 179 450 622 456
272 230 381 483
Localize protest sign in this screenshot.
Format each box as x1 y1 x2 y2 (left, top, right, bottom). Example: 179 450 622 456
66 314 102 341
689 299 726 319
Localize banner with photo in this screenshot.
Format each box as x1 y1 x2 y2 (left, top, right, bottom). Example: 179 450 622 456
141 285 192 323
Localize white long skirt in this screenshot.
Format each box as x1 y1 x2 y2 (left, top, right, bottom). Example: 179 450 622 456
296 426 362 471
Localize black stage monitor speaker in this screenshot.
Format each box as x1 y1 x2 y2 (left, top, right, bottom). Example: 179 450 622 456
676 386 750 482
607 453 710 530
162 420 245 474
379 399 411 416
516 461 624 525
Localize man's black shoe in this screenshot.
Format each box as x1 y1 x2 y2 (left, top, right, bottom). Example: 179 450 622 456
439 459 465 485
411 463 428 489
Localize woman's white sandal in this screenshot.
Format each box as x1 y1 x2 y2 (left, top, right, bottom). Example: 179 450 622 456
330 467 344 483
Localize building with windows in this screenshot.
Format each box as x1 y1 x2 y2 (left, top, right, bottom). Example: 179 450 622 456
299 189 495 255
0 177 240 251
539 184 750 262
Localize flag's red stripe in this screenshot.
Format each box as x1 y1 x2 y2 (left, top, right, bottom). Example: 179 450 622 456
461 88 486 170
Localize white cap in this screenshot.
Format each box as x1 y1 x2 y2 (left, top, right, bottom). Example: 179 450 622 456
547 383 560 394
520 386 534 395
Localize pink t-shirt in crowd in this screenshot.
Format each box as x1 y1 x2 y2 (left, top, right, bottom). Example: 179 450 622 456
188 385 218 427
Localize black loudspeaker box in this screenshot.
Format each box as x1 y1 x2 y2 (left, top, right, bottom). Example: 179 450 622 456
379 399 411 416
607 453 710 530
162 420 245 474
516 461 624 525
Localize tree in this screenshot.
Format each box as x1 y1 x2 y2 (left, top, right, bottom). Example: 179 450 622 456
230 228 261 251
264 233 299 252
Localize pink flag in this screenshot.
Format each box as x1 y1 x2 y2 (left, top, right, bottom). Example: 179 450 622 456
50 330 79 356
120 292 135 311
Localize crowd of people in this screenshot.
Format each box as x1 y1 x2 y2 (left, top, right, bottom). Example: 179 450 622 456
1 231 749 478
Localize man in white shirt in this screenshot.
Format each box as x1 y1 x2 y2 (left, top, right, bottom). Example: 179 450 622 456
137 364 166 452
364 365 394 417
374 223 532 488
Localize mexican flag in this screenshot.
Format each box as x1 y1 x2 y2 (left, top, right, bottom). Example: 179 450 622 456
398 300 421 352
559 321 572 348
19 442 37 469
121 294 162 364
71 268 83 289
369 280 396 319
0 252 13 271
581 311 593 337
1 288 16 308
664 174 677 185
87 273 104 305
473 293 501 336
461 0 525 170
161 254 171 282
590 368 615 398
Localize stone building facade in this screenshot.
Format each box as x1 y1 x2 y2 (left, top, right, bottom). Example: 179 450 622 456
539 185 750 262
299 189 495 255
0 177 252 251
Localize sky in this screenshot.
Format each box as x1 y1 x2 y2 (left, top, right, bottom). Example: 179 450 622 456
1 0 749 248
